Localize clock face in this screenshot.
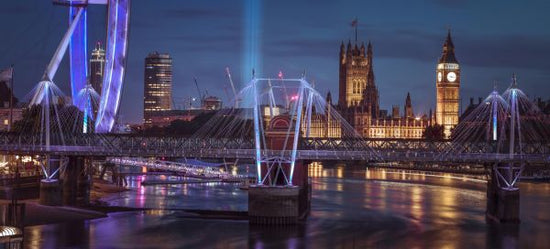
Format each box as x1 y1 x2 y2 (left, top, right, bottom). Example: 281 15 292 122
437 72 442 82
447 72 457 82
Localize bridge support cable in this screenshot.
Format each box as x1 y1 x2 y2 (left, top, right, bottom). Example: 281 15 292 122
190 76 381 186
43 7 85 82
288 82 305 184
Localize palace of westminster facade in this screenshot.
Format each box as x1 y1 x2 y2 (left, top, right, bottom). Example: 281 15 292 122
331 31 460 139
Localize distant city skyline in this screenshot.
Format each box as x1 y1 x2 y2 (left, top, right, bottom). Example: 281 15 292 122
0 0 549 123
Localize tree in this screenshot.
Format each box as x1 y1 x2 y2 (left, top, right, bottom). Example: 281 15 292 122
142 111 217 137
423 124 444 140
11 104 89 134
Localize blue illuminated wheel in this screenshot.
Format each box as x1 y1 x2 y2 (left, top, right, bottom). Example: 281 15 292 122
65 0 130 133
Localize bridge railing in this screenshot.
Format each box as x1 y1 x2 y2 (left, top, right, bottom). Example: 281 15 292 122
0 133 548 163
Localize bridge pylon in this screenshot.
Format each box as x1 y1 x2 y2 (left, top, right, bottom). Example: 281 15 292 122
248 78 312 225
485 75 549 223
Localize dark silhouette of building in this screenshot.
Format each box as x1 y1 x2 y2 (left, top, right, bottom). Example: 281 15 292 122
89 41 105 95
0 67 21 131
404 92 414 119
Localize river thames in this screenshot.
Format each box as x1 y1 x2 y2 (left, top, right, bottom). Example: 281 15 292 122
23 164 550 248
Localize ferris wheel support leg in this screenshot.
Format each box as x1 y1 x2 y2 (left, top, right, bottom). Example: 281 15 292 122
42 7 84 82
69 6 88 106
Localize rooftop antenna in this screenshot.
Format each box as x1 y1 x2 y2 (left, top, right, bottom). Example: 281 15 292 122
511 73 518 88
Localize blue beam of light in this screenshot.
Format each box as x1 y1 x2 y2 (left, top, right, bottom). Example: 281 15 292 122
95 0 130 132
69 6 88 107
242 0 262 95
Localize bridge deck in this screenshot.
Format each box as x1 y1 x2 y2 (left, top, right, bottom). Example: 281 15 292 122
0 134 548 163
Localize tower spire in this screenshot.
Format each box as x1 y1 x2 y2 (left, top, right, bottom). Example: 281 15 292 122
405 92 413 118
326 91 332 104
439 29 457 63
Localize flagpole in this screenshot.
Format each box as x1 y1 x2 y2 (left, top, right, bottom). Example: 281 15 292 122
355 23 357 43
9 64 14 132
355 17 358 43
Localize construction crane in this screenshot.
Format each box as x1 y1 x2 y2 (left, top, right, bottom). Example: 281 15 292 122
193 77 204 109
225 67 239 108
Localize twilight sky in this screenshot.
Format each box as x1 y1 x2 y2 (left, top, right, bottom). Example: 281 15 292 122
0 0 549 123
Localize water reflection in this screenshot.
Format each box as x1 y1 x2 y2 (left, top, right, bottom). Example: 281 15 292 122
22 164 550 248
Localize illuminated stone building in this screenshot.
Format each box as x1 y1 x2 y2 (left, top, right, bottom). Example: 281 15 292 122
144 52 173 126
300 92 341 138
261 92 342 139
337 39 431 139
338 40 379 136
436 31 460 138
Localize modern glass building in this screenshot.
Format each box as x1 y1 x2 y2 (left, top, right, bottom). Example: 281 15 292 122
144 52 173 126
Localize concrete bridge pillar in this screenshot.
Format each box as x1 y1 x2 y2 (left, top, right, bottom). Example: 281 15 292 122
39 156 62 206
486 166 520 223
76 157 92 206
39 179 62 206
248 116 311 225
62 156 91 206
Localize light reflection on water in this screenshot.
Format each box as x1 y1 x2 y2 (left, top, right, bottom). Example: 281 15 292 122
23 163 550 249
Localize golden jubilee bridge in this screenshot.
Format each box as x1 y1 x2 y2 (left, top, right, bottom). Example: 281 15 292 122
4 75 550 166
0 134 548 164
4 75 550 222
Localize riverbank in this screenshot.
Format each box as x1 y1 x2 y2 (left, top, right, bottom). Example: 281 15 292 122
0 178 129 227
90 178 129 204
0 200 108 226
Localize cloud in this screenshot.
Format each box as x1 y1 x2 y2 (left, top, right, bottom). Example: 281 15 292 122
265 39 335 58
460 35 550 70
265 26 550 73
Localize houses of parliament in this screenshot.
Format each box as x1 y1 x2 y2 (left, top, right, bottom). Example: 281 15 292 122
335 31 460 139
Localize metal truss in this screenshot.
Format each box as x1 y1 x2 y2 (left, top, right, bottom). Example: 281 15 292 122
0 133 548 164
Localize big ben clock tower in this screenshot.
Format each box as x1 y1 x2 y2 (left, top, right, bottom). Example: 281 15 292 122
436 30 460 138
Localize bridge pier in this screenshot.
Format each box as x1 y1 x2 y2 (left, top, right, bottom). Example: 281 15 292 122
39 179 62 206
486 166 520 223
248 115 311 225
248 159 310 225
39 156 62 206
76 159 91 206
62 156 91 206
